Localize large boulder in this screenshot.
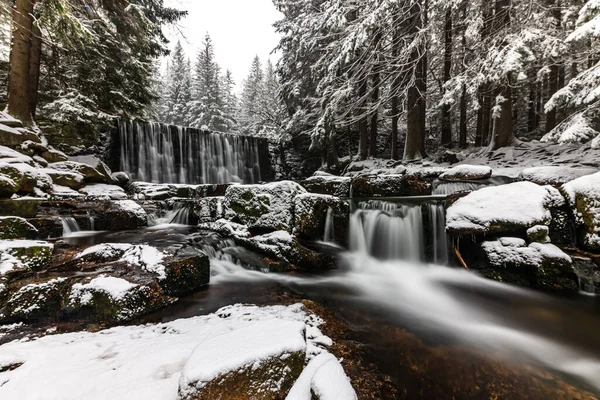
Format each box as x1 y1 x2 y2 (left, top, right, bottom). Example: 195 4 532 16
446 182 565 236
479 238 577 290
3 278 71 322
301 176 352 197
177 319 306 400
40 147 68 163
0 199 42 218
562 172 600 252
0 217 38 240
224 181 306 232
0 124 41 147
0 161 37 194
79 184 128 200
91 200 148 230
42 168 84 190
0 175 18 198
293 193 349 245
350 175 432 198
519 167 598 186
50 161 111 184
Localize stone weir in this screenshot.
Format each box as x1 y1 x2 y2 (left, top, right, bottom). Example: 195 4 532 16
109 120 275 184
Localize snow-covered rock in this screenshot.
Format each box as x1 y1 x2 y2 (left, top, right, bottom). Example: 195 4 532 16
519 166 598 186
301 175 352 197
177 319 306 399
224 181 306 232
0 124 40 147
350 174 432 198
562 172 600 251
111 171 130 187
439 164 493 181
0 217 38 240
92 200 148 230
526 225 550 243
0 240 54 270
79 184 128 200
294 193 349 244
446 182 565 235
42 168 84 190
287 353 357 400
4 278 70 322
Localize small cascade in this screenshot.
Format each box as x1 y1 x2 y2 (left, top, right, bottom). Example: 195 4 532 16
350 201 425 261
428 203 449 264
117 121 261 184
89 216 95 231
149 203 192 226
61 217 81 237
323 207 335 243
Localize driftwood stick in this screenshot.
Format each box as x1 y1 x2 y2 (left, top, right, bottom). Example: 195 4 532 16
453 245 469 270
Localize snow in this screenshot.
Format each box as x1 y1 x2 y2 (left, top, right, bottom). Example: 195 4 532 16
519 166 598 186
70 276 138 305
0 303 346 400
0 240 54 253
0 253 23 276
75 243 134 260
114 200 147 221
541 113 599 145
197 218 250 238
482 239 571 268
439 164 492 181
287 353 357 400
562 171 600 205
178 320 306 396
0 146 33 164
79 184 128 200
446 182 565 234
49 184 85 199
562 172 600 248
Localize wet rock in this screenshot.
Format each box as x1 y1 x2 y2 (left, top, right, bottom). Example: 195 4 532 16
79 184 128 200
91 200 148 230
0 240 54 270
160 251 210 296
194 197 225 223
526 225 550 244
28 217 64 239
50 161 111 184
0 124 40 147
562 172 600 252
111 171 130 187
0 199 42 218
293 193 349 245
0 217 38 240
0 175 18 198
572 256 600 295
301 176 352 197
193 184 230 198
3 278 72 323
224 181 307 233
177 320 306 400
439 165 492 181
43 168 84 190
350 175 432 198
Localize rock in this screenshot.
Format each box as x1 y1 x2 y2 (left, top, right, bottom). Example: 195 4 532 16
41 148 69 163
519 167 598 186
4 278 71 322
0 176 18 198
32 156 48 167
193 184 230 198
446 182 565 236
562 172 600 252
92 200 148 230
177 320 306 400
527 225 550 243
0 199 42 218
130 182 175 200
0 217 38 240
293 193 349 245
0 112 23 128
42 168 84 190
0 161 38 194
0 145 35 165
67 275 169 323
301 175 352 197
350 175 432 198
111 171 130 187
480 238 577 290
0 124 41 147
50 161 111 184
0 240 54 270
28 217 64 239
224 181 307 232
194 197 225 223
160 251 210 296
439 165 493 181
572 256 600 295
79 184 128 200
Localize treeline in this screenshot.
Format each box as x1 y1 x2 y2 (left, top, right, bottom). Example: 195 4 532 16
156 36 286 137
274 0 600 165
3 0 186 127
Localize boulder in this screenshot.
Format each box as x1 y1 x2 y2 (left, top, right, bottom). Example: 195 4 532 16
480 238 577 290
0 240 54 270
28 217 64 239
92 200 148 230
0 217 38 240
439 165 492 181
50 161 111 184
224 181 307 232
194 197 225 223
0 112 23 128
526 225 550 244
562 172 600 252
0 145 35 165
0 175 18 198
42 168 84 190
0 124 41 147
160 250 211 296
519 167 598 186
41 148 68 163
79 184 128 200
301 176 351 197
293 193 349 245
572 256 600 295
4 278 71 322
446 182 565 236
177 320 306 400
111 171 130 187
0 199 42 218
350 175 432 198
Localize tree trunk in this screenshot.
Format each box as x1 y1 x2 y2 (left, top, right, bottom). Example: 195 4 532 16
440 8 453 146
8 0 35 125
391 95 399 160
28 23 41 119
404 0 424 161
358 79 369 160
488 80 514 150
475 95 483 147
369 70 379 158
327 131 339 169
459 83 467 148
527 69 538 133
419 0 428 155
546 64 559 132
481 87 492 146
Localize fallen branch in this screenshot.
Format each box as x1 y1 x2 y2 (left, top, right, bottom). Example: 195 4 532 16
453 245 469 270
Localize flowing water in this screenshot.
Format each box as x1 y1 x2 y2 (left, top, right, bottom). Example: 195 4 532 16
117 121 262 184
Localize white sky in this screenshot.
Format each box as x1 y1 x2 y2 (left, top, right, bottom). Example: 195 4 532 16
164 0 283 87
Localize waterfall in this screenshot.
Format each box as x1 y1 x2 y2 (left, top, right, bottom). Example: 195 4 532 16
323 207 335 243
148 202 192 226
118 121 261 184
61 217 81 237
429 203 449 264
350 201 425 261
432 181 486 195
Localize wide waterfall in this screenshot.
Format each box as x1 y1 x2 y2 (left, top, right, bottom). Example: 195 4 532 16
117 121 262 184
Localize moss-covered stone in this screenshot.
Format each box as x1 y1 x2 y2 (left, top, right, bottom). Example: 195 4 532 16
0 240 54 270
0 175 18 198
160 253 210 296
4 278 72 323
300 176 351 197
0 199 42 218
44 169 84 190
0 124 41 147
0 217 38 239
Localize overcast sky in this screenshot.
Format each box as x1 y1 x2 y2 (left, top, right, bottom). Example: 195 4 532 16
164 0 283 87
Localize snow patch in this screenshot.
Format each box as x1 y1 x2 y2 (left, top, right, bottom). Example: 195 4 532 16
70 276 138 305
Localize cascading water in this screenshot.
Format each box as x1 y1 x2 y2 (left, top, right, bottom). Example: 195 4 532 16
61 217 81 237
148 202 192 226
429 202 449 264
323 207 335 243
117 121 261 184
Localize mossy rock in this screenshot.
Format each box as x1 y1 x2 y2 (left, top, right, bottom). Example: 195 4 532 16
300 176 351 197
28 217 64 239
4 278 72 323
0 175 18 198
160 253 210 296
0 217 38 239
0 240 54 270
0 199 42 218
0 162 37 194
0 124 40 147
293 193 349 246
50 161 112 184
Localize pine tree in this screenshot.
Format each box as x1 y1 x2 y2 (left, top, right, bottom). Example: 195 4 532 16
163 41 191 126
239 56 264 134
